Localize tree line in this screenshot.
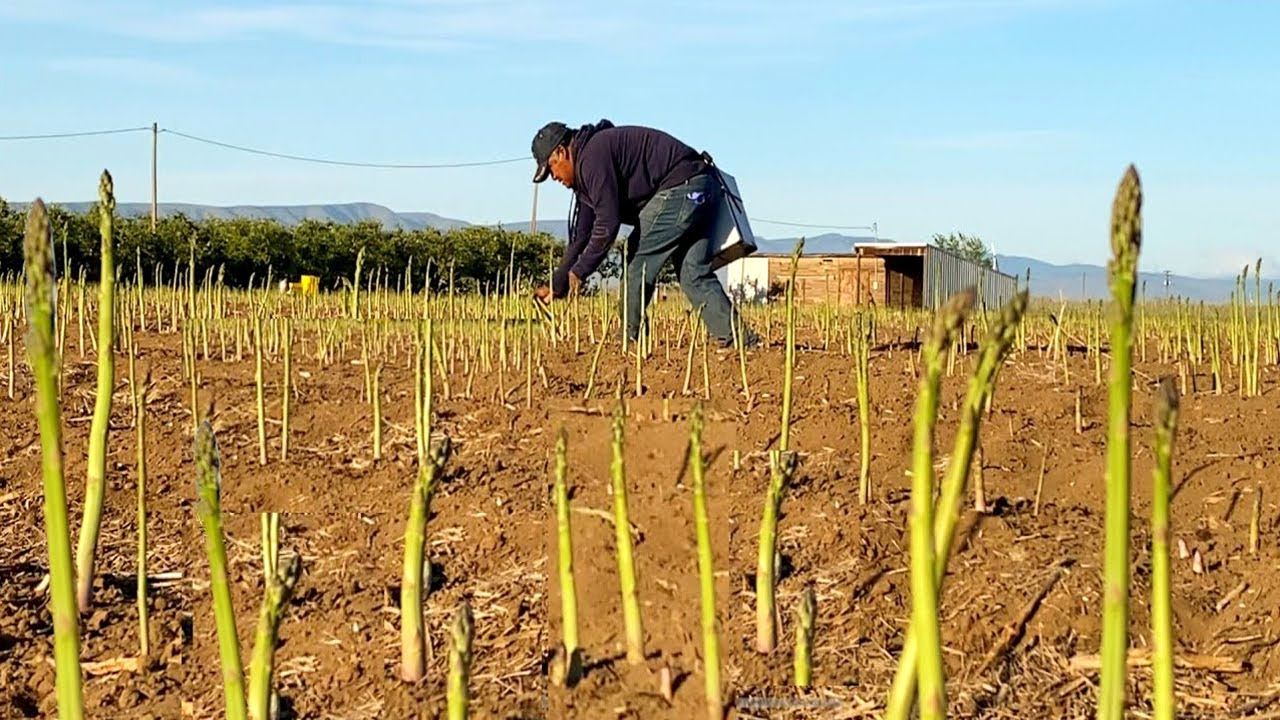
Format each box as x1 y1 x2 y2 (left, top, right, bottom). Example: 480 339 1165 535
0 197 564 292
930 232 995 269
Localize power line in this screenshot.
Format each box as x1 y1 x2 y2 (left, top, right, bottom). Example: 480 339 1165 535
160 128 529 169
1 123 876 231
752 217 876 233
0 126 151 141
161 128 873 227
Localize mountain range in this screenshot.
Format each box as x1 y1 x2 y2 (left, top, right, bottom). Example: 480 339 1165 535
28 200 473 232
22 199 1270 303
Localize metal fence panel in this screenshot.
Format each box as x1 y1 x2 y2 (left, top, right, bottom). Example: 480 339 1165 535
922 245 1018 311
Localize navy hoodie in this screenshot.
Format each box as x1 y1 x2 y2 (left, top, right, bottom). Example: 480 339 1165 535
552 119 707 297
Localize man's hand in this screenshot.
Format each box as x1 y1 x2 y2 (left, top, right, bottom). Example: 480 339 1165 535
533 285 551 303
567 271 582 297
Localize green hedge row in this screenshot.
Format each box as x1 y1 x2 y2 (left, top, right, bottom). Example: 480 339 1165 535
0 197 565 292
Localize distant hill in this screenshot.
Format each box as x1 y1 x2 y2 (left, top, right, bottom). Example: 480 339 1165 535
754 233 876 254
994 255 1273 303
500 222 874 255
492 220 566 237
29 201 472 232
28 199 871 253
15 200 1266 302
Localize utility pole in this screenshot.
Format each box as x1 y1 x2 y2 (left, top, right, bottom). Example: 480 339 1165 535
1081 272 1086 299
150 122 158 232
530 182 538 236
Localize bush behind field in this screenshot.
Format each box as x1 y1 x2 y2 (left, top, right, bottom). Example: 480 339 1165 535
0 197 563 292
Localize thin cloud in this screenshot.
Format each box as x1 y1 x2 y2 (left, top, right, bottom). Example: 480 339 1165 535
12 2 629 49
3 0 1092 54
825 0 1089 20
0 1 75 21
46 56 198 84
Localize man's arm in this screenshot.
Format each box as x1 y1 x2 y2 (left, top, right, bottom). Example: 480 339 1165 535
569 159 622 282
552 200 595 298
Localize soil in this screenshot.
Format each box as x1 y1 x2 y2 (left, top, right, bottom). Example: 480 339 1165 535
2 314 1278 719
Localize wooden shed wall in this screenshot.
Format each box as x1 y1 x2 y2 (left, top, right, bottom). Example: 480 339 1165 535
764 256 886 306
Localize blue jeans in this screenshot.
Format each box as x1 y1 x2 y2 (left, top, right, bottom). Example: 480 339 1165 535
625 173 740 343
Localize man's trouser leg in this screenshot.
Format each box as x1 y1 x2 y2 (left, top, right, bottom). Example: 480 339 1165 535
625 180 700 341
672 176 738 344
626 173 739 343
676 235 739 345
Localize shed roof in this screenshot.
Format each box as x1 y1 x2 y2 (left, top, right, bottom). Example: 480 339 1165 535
747 239 926 256
745 252 865 258
857 241 927 250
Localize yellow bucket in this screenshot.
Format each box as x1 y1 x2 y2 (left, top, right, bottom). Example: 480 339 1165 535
299 275 319 295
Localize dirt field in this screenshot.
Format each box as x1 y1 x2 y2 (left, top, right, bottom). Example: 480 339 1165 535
2 312 1278 719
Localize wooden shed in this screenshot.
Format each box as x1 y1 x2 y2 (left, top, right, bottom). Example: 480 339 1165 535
719 242 1018 310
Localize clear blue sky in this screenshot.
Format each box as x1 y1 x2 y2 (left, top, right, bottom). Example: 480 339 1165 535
1 0 1276 278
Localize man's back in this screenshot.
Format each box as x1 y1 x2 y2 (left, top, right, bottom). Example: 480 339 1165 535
574 123 706 222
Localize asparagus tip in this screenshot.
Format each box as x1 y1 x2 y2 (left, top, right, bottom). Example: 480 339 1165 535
23 199 53 308
1110 164 1143 259
194 420 222 500
99 169 116 212
1154 376 1179 428
451 599 473 647
931 288 975 347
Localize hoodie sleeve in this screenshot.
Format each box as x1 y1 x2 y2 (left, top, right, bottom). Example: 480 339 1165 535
552 200 595 298
569 155 622 282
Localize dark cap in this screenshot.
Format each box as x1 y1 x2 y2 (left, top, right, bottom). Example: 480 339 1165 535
531 121 571 183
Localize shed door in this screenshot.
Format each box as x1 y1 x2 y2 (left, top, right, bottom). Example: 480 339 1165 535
887 268 904 309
